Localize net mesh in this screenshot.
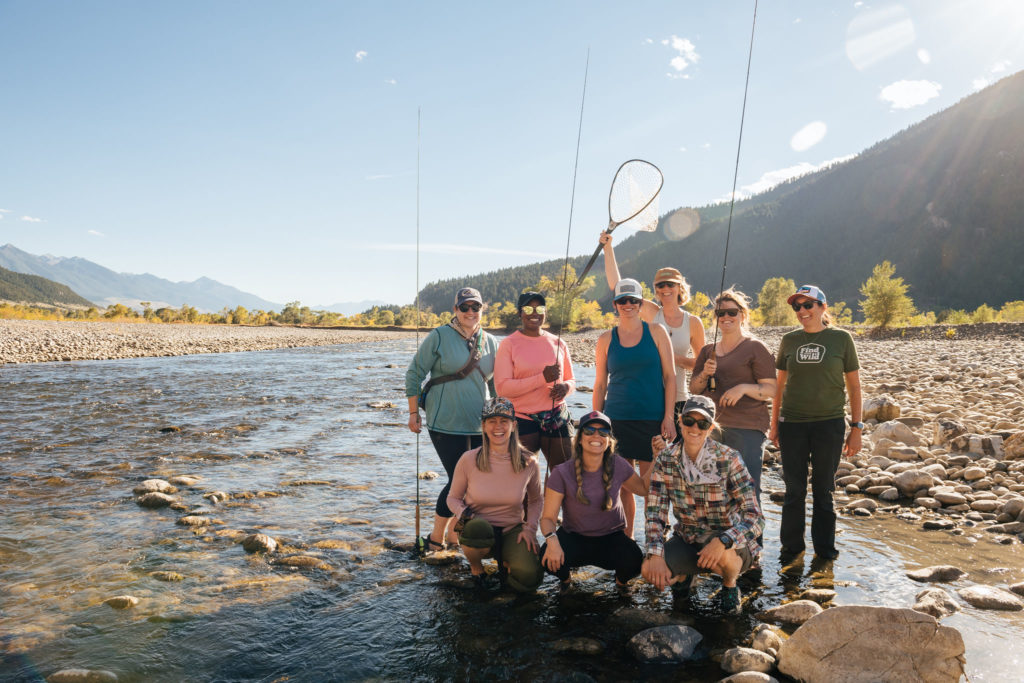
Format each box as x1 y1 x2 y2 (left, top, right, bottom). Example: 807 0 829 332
608 160 663 228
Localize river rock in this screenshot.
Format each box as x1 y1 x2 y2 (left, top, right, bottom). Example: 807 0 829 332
933 419 967 446
276 555 330 570
864 395 901 422
932 489 968 506
983 521 1024 534
48 670 118 683
962 466 986 481
719 674 779 683
799 588 836 603
135 492 176 508
1003 432 1024 459
150 571 185 582
721 647 775 674
878 487 900 501
1003 497 1024 518
1009 582 1024 597
915 497 941 509
103 595 139 609
887 446 920 461
957 585 1024 610
628 625 703 663
132 479 176 494
176 515 211 527
418 471 439 480
844 498 878 513
912 587 960 618
923 519 956 530
549 637 605 655
906 565 966 583
893 470 935 497
760 600 822 625
168 475 201 486
242 533 277 553
874 420 921 446
921 463 948 479
750 625 784 654
777 606 965 683
611 607 693 632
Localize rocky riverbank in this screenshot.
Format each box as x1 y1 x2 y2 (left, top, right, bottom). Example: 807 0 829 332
0 320 418 364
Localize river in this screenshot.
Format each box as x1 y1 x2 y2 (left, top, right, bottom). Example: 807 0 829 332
1 339 1022 681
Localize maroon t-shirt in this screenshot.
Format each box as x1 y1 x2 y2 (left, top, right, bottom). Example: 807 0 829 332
693 337 776 432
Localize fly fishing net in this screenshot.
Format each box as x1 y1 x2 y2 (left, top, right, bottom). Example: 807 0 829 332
608 159 663 232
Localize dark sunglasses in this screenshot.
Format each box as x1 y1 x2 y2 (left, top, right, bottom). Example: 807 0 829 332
791 301 818 311
715 309 740 318
655 281 677 289
520 305 546 315
680 415 711 430
581 425 610 436
616 297 641 306
458 303 482 312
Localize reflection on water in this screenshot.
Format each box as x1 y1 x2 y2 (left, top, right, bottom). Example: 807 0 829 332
1 341 1022 681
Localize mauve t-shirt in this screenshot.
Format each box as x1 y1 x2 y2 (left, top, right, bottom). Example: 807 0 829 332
547 455 635 536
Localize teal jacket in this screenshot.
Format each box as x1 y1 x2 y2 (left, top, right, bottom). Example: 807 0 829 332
406 324 499 435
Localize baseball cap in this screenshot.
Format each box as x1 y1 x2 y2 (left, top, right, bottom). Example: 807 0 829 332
455 287 484 307
613 278 644 302
653 267 683 285
481 397 516 420
787 284 827 306
577 410 612 430
680 395 716 422
516 291 546 310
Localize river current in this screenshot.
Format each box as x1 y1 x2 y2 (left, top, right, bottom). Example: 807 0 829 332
1 339 1022 681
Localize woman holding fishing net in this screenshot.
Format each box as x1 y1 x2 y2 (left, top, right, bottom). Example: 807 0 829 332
406 286 501 552
599 231 706 418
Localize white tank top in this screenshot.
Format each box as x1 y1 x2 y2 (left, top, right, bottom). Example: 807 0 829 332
653 308 691 402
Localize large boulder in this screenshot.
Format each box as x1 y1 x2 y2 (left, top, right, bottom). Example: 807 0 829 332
873 421 921 446
864 395 901 422
777 605 965 683
628 625 703 663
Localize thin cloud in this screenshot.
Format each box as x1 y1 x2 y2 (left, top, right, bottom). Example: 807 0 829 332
879 79 941 110
973 77 991 91
21 215 44 222
679 146 687 153
384 78 397 85
366 173 394 180
917 49 931 64
972 60 1012 90
991 59 1011 73
355 50 367 62
368 243 560 259
715 155 857 203
88 230 105 237
791 121 827 152
661 35 699 79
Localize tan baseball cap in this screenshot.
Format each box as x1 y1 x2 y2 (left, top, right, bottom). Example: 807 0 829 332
653 267 683 285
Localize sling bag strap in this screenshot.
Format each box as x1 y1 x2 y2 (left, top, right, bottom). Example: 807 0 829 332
419 328 487 406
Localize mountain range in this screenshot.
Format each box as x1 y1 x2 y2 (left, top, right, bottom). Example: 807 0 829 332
0 244 282 313
419 71 1024 315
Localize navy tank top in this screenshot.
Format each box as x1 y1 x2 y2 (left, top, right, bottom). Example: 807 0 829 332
605 322 664 420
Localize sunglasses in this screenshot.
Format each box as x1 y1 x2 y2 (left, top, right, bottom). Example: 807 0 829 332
520 305 546 315
655 282 677 289
581 425 610 436
616 297 641 306
791 301 818 311
715 309 740 318
458 303 482 312
680 415 712 430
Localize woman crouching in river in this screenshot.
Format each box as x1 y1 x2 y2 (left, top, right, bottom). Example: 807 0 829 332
446 398 543 592
539 411 648 591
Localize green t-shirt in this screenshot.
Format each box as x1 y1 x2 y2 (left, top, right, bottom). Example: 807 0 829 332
775 327 859 422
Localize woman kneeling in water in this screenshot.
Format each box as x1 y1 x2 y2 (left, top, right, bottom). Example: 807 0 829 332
539 411 649 591
447 397 544 592
643 395 764 614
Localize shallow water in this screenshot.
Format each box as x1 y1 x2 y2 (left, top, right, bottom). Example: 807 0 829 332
1 340 1022 682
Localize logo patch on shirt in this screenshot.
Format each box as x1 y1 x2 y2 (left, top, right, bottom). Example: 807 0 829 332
796 343 825 363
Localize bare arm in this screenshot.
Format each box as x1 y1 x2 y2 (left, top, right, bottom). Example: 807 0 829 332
844 369 863 457
622 470 650 497
650 324 677 441
769 369 787 446
593 332 611 411
599 231 621 292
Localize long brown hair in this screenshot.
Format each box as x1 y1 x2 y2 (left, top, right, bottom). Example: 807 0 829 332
477 417 531 473
569 426 618 510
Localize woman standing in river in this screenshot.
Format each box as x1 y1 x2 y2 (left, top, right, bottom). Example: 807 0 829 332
494 291 575 470
406 287 500 552
599 231 706 416
770 284 863 560
690 288 776 504
593 277 676 539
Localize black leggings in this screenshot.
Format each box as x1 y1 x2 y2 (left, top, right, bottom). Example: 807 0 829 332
428 430 482 518
540 528 643 584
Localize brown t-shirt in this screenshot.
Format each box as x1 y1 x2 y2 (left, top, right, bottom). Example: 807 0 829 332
693 337 776 432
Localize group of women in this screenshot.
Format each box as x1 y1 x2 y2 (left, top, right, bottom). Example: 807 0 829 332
405 232 863 608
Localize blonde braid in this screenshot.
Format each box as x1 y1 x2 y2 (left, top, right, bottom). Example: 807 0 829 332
602 451 615 511
574 450 590 505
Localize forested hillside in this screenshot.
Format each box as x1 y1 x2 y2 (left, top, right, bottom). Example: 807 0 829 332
0 266 94 307
420 71 1024 315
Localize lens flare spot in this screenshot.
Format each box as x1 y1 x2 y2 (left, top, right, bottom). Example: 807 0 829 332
845 5 915 71
665 208 701 241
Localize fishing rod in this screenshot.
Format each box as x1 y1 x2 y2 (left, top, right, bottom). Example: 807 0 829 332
708 0 759 393
413 107 425 557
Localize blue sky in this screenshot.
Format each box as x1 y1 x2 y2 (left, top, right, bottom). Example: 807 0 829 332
2 1 1023 309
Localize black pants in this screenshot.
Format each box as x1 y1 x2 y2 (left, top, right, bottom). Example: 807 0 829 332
540 528 643 584
778 418 845 555
428 430 482 518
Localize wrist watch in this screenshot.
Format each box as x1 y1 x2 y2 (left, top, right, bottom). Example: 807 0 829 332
848 420 865 429
717 533 734 549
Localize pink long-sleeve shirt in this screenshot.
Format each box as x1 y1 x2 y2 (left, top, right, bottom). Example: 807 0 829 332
446 448 542 533
494 330 575 418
